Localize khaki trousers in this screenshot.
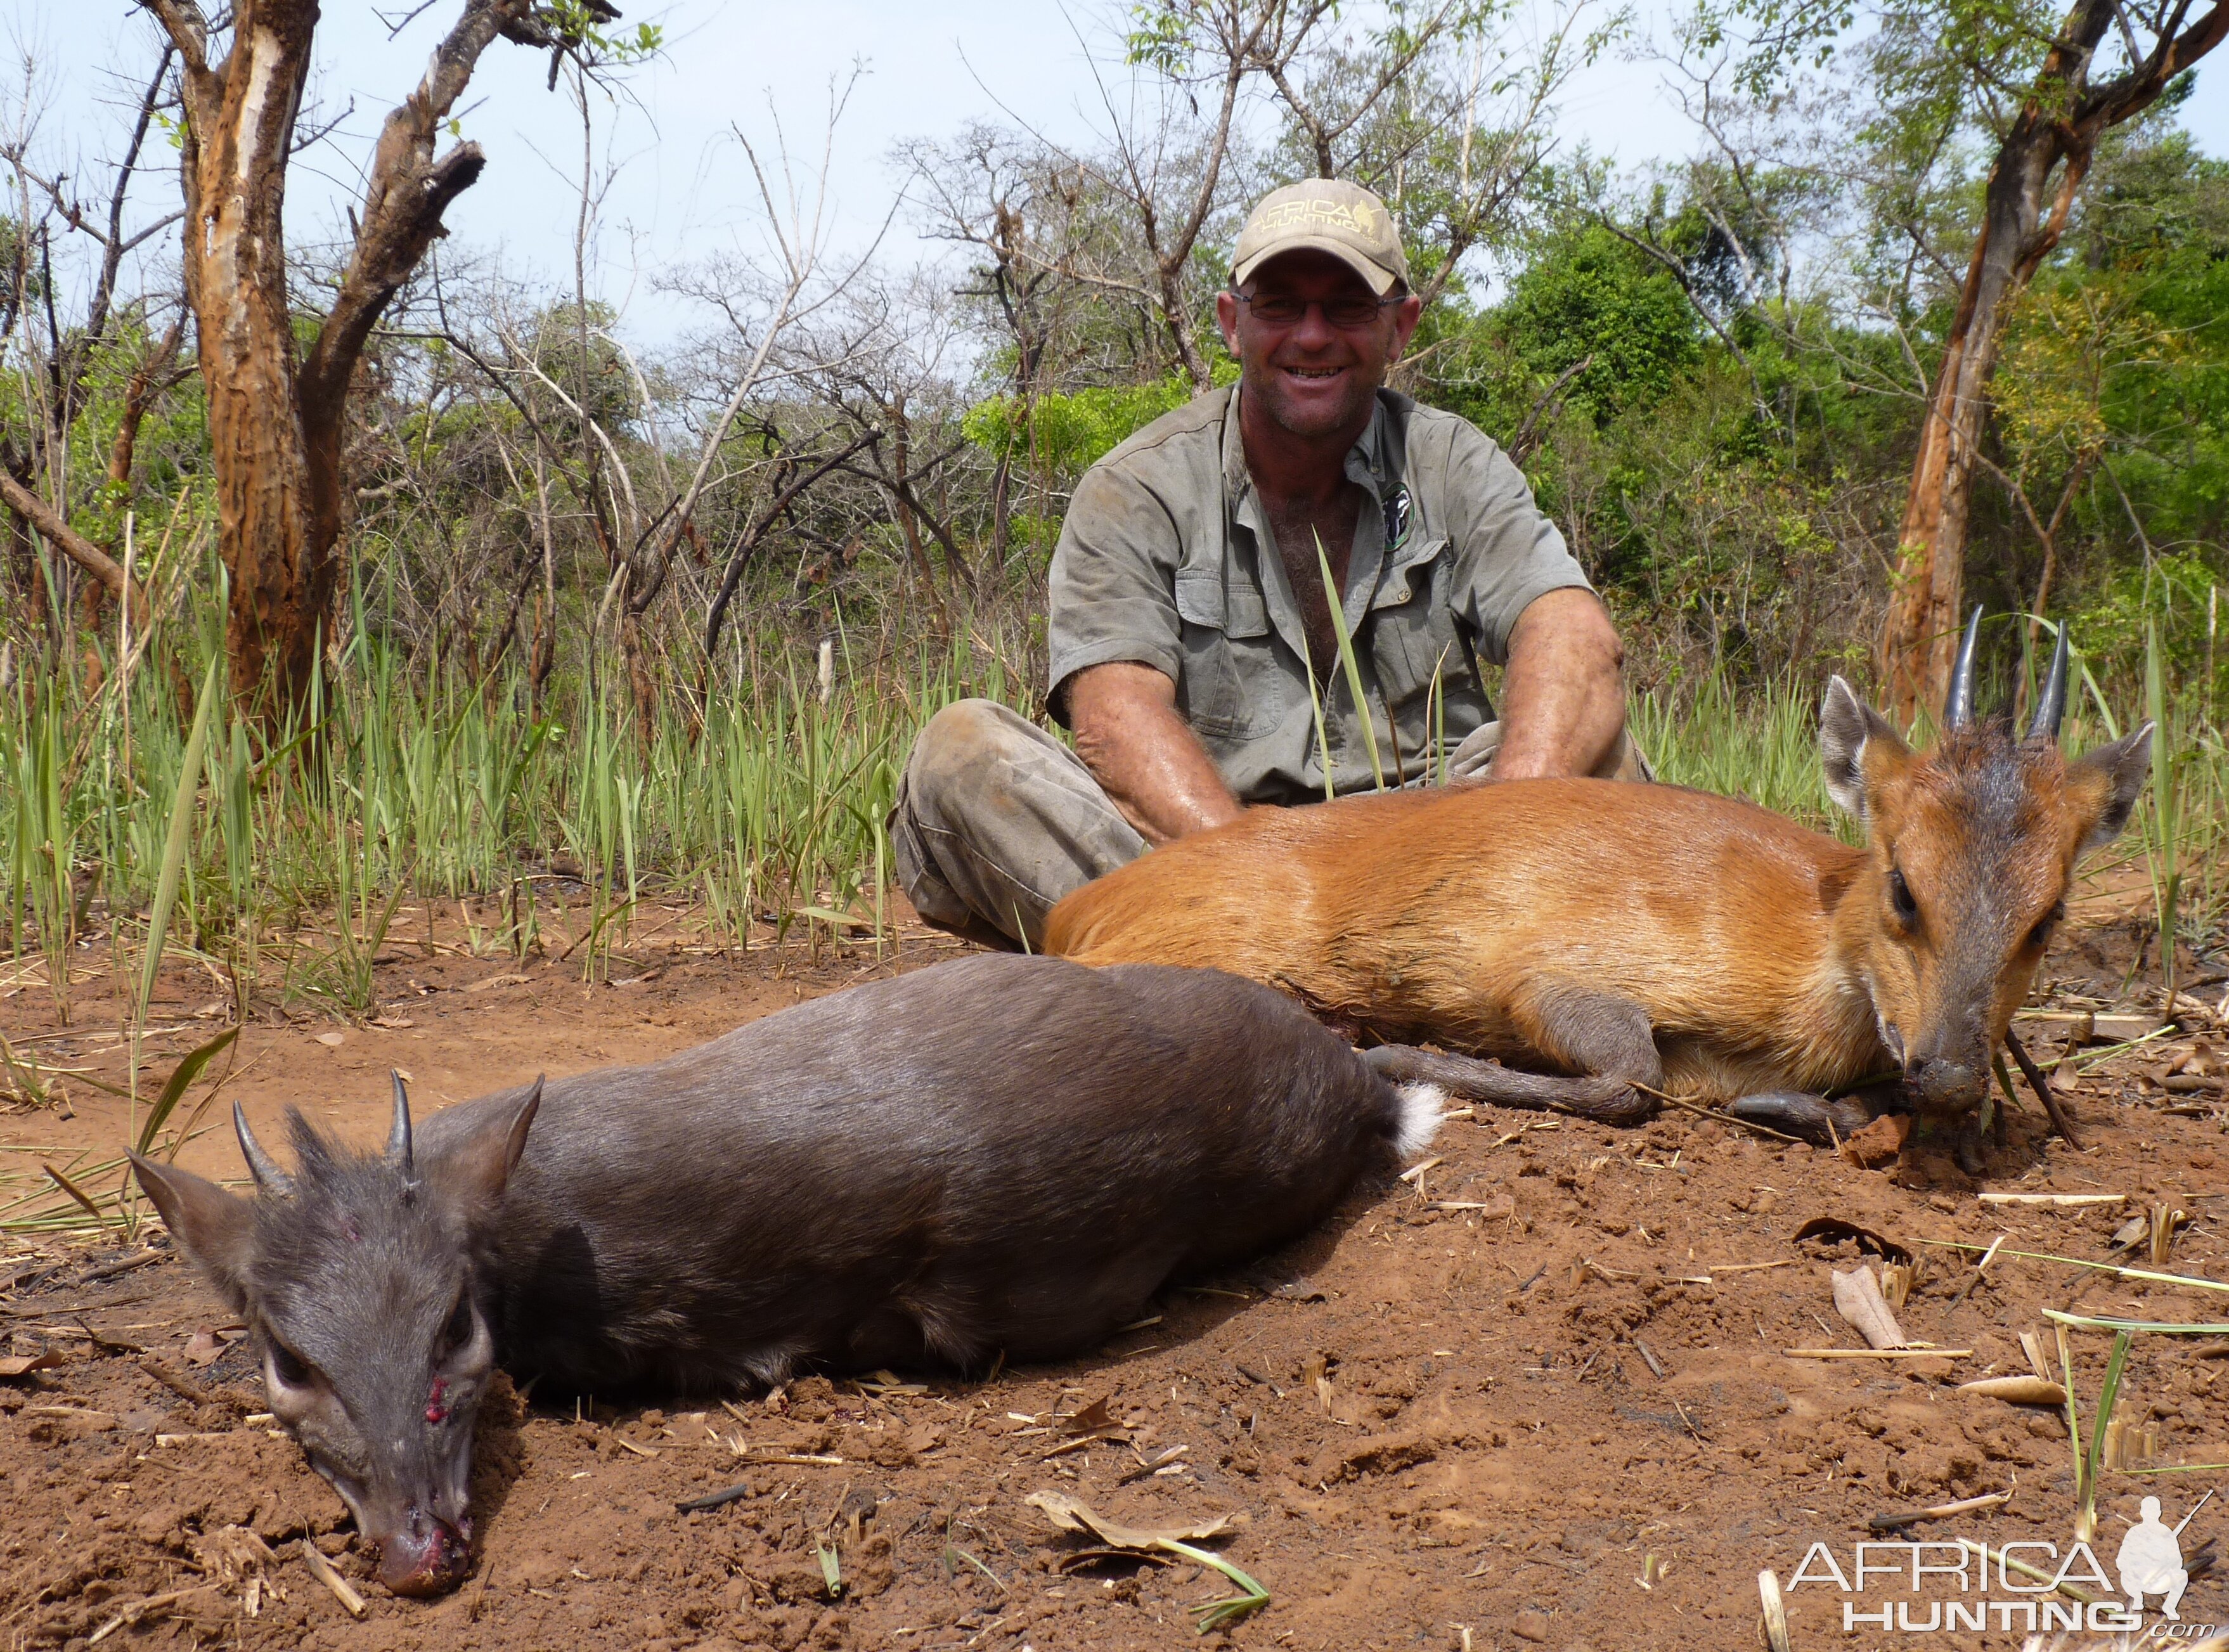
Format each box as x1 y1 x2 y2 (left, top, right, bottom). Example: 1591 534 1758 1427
887 699 1650 950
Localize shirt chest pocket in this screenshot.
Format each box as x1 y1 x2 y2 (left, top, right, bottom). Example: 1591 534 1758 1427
1366 536 1463 709
1173 569 1286 740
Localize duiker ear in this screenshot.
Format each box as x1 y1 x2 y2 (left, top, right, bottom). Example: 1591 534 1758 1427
128 1152 256 1312
1819 677 1908 818
2067 722 2154 855
432 1078 543 1206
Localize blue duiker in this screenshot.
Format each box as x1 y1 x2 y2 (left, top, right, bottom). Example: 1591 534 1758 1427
129 954 1441 1597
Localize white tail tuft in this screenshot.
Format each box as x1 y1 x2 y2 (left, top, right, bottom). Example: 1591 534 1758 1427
1391 1081 1446 1160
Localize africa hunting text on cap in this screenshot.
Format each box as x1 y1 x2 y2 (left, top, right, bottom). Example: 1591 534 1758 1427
1232 179 1410 297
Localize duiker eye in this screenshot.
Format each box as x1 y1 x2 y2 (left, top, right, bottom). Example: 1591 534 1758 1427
268 1339 314 1388
1887 868 1918 926
439 1296 474 1357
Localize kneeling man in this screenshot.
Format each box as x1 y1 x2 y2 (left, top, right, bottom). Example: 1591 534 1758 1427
890 178 1642 950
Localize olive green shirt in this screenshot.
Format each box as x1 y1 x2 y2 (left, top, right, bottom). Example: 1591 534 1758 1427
1046 384 1593 804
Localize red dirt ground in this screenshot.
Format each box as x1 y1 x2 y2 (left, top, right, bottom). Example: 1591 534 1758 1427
2 891 2225 1652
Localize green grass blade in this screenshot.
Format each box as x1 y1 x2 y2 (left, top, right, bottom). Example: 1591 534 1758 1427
1314 530 1385 792
134 1024 240 1157
2043 1310 2229 1334
1162 1537 1270 1633
139 653 223 1023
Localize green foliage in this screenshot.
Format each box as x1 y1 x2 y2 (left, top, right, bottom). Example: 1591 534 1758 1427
543 0 664 65
1493 224 1700 420
962 374 1204 477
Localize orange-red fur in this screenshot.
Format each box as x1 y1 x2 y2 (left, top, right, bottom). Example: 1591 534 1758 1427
1046 732 2112 1106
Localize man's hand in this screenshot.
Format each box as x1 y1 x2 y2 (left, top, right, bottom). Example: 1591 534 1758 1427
1489 588 1627 780
1066 662 1245 846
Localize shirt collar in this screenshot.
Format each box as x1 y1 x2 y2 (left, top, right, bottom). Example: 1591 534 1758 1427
1223 383 1392 511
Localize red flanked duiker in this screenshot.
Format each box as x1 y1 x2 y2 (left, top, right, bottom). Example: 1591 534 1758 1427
130 954 1440 1597
1045 616 2152 1165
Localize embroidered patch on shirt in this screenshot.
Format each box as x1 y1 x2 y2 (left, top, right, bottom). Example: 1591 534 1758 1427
1384 485 1412 551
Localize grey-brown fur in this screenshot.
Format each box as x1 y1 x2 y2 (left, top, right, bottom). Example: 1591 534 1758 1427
131 955 1439 1596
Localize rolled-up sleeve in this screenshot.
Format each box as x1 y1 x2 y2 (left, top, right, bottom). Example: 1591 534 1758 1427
1045 463 1184 725
1441 422 1593 665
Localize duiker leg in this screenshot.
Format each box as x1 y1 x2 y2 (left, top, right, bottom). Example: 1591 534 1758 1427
1728 1087 1890 1149
1360 1047 1655 1126
1360 981 1661 1126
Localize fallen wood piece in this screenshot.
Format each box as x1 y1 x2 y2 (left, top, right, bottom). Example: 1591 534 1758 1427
1832 1265 1908 1350
1868 1490 2015 1532
676 1481 754 1513
140 1354 246 1412
2005 1029 2084 1150
1975 1192 2123 1206
298 1541 367 1619
1957 1376 2068 1405
1784 1348 1970 1360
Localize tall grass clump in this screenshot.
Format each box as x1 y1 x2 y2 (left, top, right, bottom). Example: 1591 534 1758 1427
3 534 2225 1029
0 550 1037 1019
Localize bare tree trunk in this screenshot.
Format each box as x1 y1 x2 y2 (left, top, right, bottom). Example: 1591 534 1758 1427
1878 0 2226 722
143 0 547 719
883 391 947 604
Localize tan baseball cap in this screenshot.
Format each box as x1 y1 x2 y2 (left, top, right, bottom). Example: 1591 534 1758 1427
1231 178 1409 297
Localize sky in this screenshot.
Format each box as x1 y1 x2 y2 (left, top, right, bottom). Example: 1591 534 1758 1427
12 0 2229 350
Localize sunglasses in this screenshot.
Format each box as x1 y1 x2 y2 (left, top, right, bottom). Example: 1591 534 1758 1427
1234 292 1399 328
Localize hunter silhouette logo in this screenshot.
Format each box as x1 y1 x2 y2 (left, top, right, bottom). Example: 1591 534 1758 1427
2119 1494 2197 1618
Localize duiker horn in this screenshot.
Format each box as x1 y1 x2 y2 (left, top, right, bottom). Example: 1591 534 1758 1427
387 1071 413 1171
233 1102 294 1196
2027 626 2070 742
1943 605 1984 730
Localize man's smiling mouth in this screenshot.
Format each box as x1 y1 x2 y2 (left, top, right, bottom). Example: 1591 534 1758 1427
1285 366 1343 379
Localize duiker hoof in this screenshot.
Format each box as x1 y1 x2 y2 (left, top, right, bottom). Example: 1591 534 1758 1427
1729 1090 1875 1147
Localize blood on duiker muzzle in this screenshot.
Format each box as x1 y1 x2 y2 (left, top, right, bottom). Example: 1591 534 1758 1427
130 1074 537 1597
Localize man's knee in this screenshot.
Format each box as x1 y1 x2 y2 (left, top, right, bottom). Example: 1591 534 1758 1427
906 699 1039 815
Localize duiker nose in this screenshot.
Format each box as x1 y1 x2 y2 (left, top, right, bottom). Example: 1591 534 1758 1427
1911 1056 1980 1104
378 1506 472 1596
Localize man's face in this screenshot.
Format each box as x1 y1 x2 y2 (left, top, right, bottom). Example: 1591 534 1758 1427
1215 250 1425 443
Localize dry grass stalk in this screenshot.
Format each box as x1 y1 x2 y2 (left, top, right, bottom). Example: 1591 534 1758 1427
1757 1568 1793 1652
1880 1262 1915 1309
1957 1375 2067 1405
2151 1203 2188 1267
85 1587 212 1645
297 1541 367 1618
1783 1348 1971 1360
1866 1489 2015 1532
1975 1192 2123 1207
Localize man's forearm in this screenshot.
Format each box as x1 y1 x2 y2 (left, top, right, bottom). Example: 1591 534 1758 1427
1491 588 1627 780
1067 662 1245 845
